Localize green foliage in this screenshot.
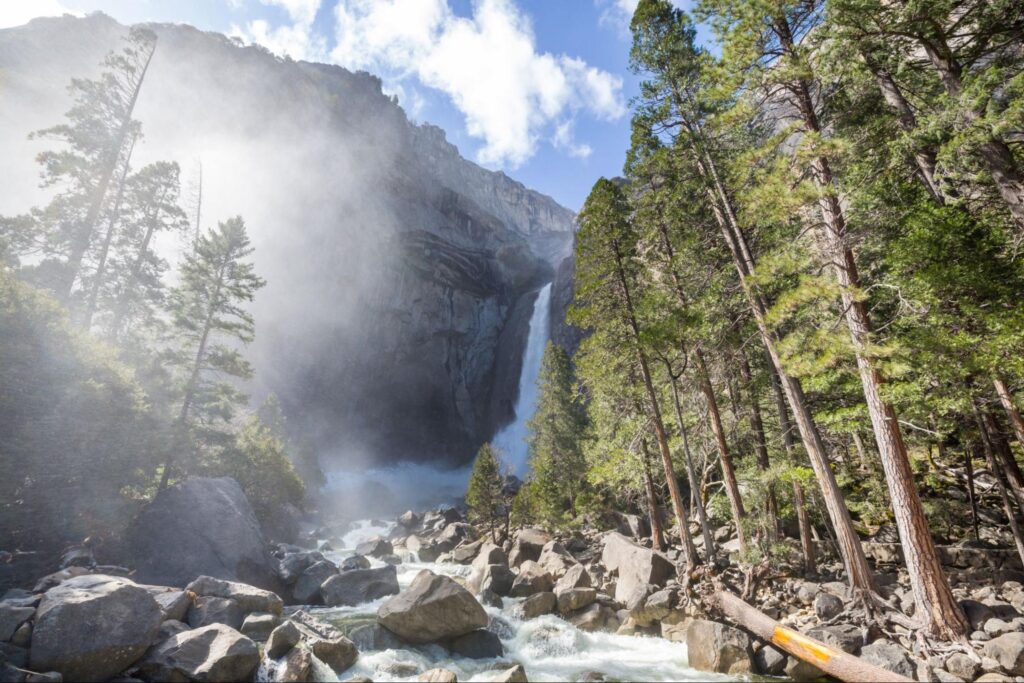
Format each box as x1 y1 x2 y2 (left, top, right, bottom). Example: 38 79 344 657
526 343 588 529
0 269 158 552
466 443 507 542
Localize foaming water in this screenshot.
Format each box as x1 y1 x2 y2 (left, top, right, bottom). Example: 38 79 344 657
302 518 736 682
493 283 552 477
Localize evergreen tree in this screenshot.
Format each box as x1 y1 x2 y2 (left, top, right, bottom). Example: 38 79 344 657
466 443 506 543
526 342 588 528
15 28 156 300
161 216 265 488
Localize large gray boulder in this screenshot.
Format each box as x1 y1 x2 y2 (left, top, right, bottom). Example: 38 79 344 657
378 570 488 643
0 604 34 642
685 619 753 675
984 632 1024 676
128 478 278 590
30 575 162 682
859 639 915 679
136 623 260 682
601 532 675 603
321 566 400 607
292 560 339 605
185 576 283 616
289 610 358 672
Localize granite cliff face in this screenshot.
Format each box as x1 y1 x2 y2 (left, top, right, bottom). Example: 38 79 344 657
0 14 574 466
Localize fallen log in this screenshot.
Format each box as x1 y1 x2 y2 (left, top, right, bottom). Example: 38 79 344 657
709 590 913 683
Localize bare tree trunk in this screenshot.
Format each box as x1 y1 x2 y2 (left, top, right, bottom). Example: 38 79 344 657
711 591 914 683
641 438 666 552
994 376 1024 454
973 399 1024 567
695 350 748 551
611 240 699 568
982 407 1024 509
767 360 816 574
964 447 980 543
739 350 779 542
777 14 966 636
84 133 138 329
669 371 717 563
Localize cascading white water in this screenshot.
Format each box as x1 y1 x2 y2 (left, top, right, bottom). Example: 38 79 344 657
492 283 553 477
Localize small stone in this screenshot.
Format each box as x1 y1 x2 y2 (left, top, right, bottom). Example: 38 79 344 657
278 645 312 682
513 592 556 620
753 643 787 675
984 632 1024 676
860 639 915 679
419 668 458 682
240 612 278 641
945 652 980 680
490 664 528 682
814 592 843 620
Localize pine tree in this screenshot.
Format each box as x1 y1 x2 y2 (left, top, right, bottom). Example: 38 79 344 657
161 216 265 488
21 28 156 299
526 342 588 528
466 443 506 543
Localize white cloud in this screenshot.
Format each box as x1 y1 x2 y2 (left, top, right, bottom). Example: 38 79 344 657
0 0 78 29
331 0 626 168
597 0 638 33
231 0 326 61
553 121 593 159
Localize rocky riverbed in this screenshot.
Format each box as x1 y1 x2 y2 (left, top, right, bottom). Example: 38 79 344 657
4 476 1024 682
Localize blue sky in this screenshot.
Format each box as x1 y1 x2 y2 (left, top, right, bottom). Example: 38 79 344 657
1 0 705 212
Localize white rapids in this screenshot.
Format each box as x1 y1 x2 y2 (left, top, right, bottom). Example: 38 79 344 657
264 519 736 683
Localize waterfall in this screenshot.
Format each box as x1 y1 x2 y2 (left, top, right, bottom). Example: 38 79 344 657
493 282 553 477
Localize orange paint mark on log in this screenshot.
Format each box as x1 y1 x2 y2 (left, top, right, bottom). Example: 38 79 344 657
772 626 833 665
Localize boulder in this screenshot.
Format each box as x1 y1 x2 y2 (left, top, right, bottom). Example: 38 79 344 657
340 555 371 572
187 596 244 629
945 652 981 680
398 511 421 530
557 588 597 614
553 565 591 594
480 590 503 609
136 623 260 683
321 565 400 607
377 571 488 643
509 529 551 567
753 644 787 676
963 600 997 631
407 535 443 563
478 565 515 597
129 477 278 590
600 533 675 603
476 542 508 567
240 612 279 641
142 586 192 623
355 536 393 558
345 621 406 651
491 664 528 682
30 575 162 682
292 561 339 605
278 551 323 584
536 542 574 578
814 592 844 620
419 668 458 682
860 639 915 679
277 645 312 682
984 632 1024 675
185 575 284 616
685 619 753 675
448 629 503 658
513 592 557 620
289 610 359 672
266 620 301 659
629 589 673 627
509 561 554 598
805 623 862 655
0 605 34 642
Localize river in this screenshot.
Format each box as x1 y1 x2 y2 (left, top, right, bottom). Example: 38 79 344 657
263 519 731 682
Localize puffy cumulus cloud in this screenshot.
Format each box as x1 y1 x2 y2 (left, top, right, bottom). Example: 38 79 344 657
0 0 78 29
231 0 326 61
331 0 626 168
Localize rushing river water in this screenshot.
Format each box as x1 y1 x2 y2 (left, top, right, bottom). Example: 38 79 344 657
262 519 731 683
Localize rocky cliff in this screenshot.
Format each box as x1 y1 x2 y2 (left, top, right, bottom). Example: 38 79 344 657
0 13 575 467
